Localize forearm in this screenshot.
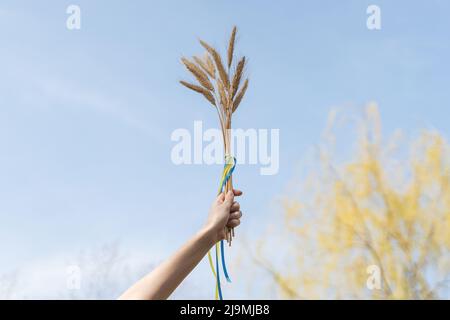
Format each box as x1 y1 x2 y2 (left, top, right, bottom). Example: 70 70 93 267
118 226 216 300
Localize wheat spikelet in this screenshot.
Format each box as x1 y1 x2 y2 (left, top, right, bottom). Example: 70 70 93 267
227 26 237 69
200 40 230 90
199 39 214 53
180 80 216 106
181 57 214 91
193 55 215 79
232 78 248 113
217 80 228 110
205 54 216 79
213 53 230 90
231 56 245 98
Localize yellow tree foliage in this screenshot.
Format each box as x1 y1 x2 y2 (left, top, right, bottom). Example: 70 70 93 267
257 104 450 299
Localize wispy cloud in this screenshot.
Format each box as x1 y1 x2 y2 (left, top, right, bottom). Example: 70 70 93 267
1 55 164 141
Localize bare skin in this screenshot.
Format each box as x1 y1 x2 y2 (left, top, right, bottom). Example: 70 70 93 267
118 189 243 300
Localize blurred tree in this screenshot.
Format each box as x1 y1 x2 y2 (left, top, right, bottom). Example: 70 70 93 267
255 104 450 299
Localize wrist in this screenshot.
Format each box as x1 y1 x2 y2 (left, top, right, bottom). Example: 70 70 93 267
200 224 219 246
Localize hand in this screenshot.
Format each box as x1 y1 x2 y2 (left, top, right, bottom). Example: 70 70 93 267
204 189 243 243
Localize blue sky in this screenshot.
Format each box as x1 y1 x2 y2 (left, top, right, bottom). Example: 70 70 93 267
0 0 449 298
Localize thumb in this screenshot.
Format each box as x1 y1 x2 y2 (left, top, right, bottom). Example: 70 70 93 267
223 190 234 209
216 192 225 204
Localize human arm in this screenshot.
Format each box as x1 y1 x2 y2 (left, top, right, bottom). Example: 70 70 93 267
118 189 243 300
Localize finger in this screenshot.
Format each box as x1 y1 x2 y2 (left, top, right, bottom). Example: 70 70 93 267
230 201 240 212
223 190 234 208
227 219 240 228
229 210 242 220
216 192 225 204
233 189 243 197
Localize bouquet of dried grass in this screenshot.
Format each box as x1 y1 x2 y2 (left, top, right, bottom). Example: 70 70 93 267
180 26 249 299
